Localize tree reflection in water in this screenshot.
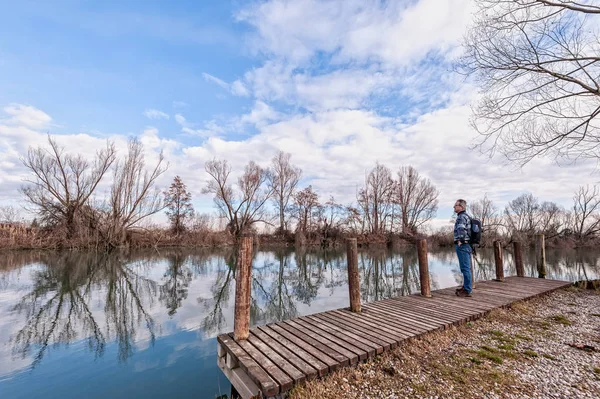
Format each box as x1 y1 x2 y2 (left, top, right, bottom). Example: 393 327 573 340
10 251 158 367
159 251 193 316
2 245 598 374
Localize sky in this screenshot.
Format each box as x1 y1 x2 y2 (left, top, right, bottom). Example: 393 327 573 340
0 0 598 229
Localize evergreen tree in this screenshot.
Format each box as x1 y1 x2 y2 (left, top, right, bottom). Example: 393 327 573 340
164 176 194 235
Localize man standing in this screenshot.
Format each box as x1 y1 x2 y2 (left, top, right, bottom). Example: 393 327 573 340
454 199 472 297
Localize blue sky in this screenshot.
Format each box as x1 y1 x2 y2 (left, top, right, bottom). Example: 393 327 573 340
0 0 255 141
0 0 597 227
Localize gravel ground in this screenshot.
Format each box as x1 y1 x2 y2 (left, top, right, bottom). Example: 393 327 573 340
289 287 600 399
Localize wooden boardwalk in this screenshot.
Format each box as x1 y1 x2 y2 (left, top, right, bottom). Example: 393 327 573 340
217 277 571 398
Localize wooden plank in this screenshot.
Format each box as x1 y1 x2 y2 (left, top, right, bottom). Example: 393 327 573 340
430 291 498 312
314 312 395 350
329 309 406 344
217 334 279 396
277 321 352 366
359 307 430 336
435 289 511 307
413 293 494 315
385 299 468 326
247 333 307 384
472 286 525 301
401 296 484 322
366 303 448 331
262 324 337 374
306 314 384 354
378 298 465 324
399 296 480 319
375 302 457 331
360 306 439 335
475 284 540 299
234 334 294 392
250 330 318 381
254 327 323 379
217 356 261 399
333 309 414 341
290 318 369 361
361 304 436 333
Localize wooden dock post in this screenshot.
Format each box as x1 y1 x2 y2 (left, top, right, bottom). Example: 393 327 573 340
417 239 431 297
513 241 524 277
347 238 361 312
535 234 546 278
493 240 504 282
234 234 253 340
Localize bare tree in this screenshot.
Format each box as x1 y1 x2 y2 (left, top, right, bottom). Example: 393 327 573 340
0 205 21 223
571 185 600 242
164 176 194 235
103 138 167 246
459 1 600 164
504 193 540 238
293 186 320 233
538 201 565 236
203 159 273 238
20 135 116 238
470 194 502 242
393 166 439 234
358 163 394 234
267 151 302 234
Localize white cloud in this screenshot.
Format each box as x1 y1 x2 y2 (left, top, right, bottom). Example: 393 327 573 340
237 0 473 66
174 114 187 126
203 72 250 98
2 103 52 129
202 73 230 91
143 109 170 120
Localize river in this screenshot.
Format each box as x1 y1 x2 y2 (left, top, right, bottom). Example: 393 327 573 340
0 246 597 398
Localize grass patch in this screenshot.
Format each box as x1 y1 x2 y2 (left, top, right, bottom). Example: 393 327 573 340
549 315 572 326
523 349 538 358
498 343 515 351
488 330 504 337
593 367 600 375
474 350 503 364
471 357 483 365
542 354 556 361
515 334 533 342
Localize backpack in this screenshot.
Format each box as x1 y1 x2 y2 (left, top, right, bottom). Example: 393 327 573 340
469 216 482 246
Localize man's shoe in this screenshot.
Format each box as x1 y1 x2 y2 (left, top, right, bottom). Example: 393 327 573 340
456 290 472 297
455 287 465 294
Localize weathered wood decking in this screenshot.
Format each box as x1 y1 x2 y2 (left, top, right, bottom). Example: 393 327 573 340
217 276 571 399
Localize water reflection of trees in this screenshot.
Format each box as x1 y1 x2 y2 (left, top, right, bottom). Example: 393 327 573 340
441 247 600 286
3 245 599 369
360 249 430 301
159 251 193 316
10 251 158 367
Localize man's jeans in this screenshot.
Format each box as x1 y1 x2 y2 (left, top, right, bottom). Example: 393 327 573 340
455 243 472 293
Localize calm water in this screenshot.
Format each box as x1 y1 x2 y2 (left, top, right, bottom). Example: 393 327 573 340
0 246 598 399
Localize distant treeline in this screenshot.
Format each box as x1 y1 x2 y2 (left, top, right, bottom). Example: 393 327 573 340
0 135 598 250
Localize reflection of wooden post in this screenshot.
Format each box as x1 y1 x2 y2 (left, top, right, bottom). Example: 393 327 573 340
535 234 546 278
417 239 431 297
347 238 361 312
234 234 253 340
493 240 504 282
513 241 524 277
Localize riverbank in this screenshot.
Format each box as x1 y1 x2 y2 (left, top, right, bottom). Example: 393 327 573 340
289 287 600 399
